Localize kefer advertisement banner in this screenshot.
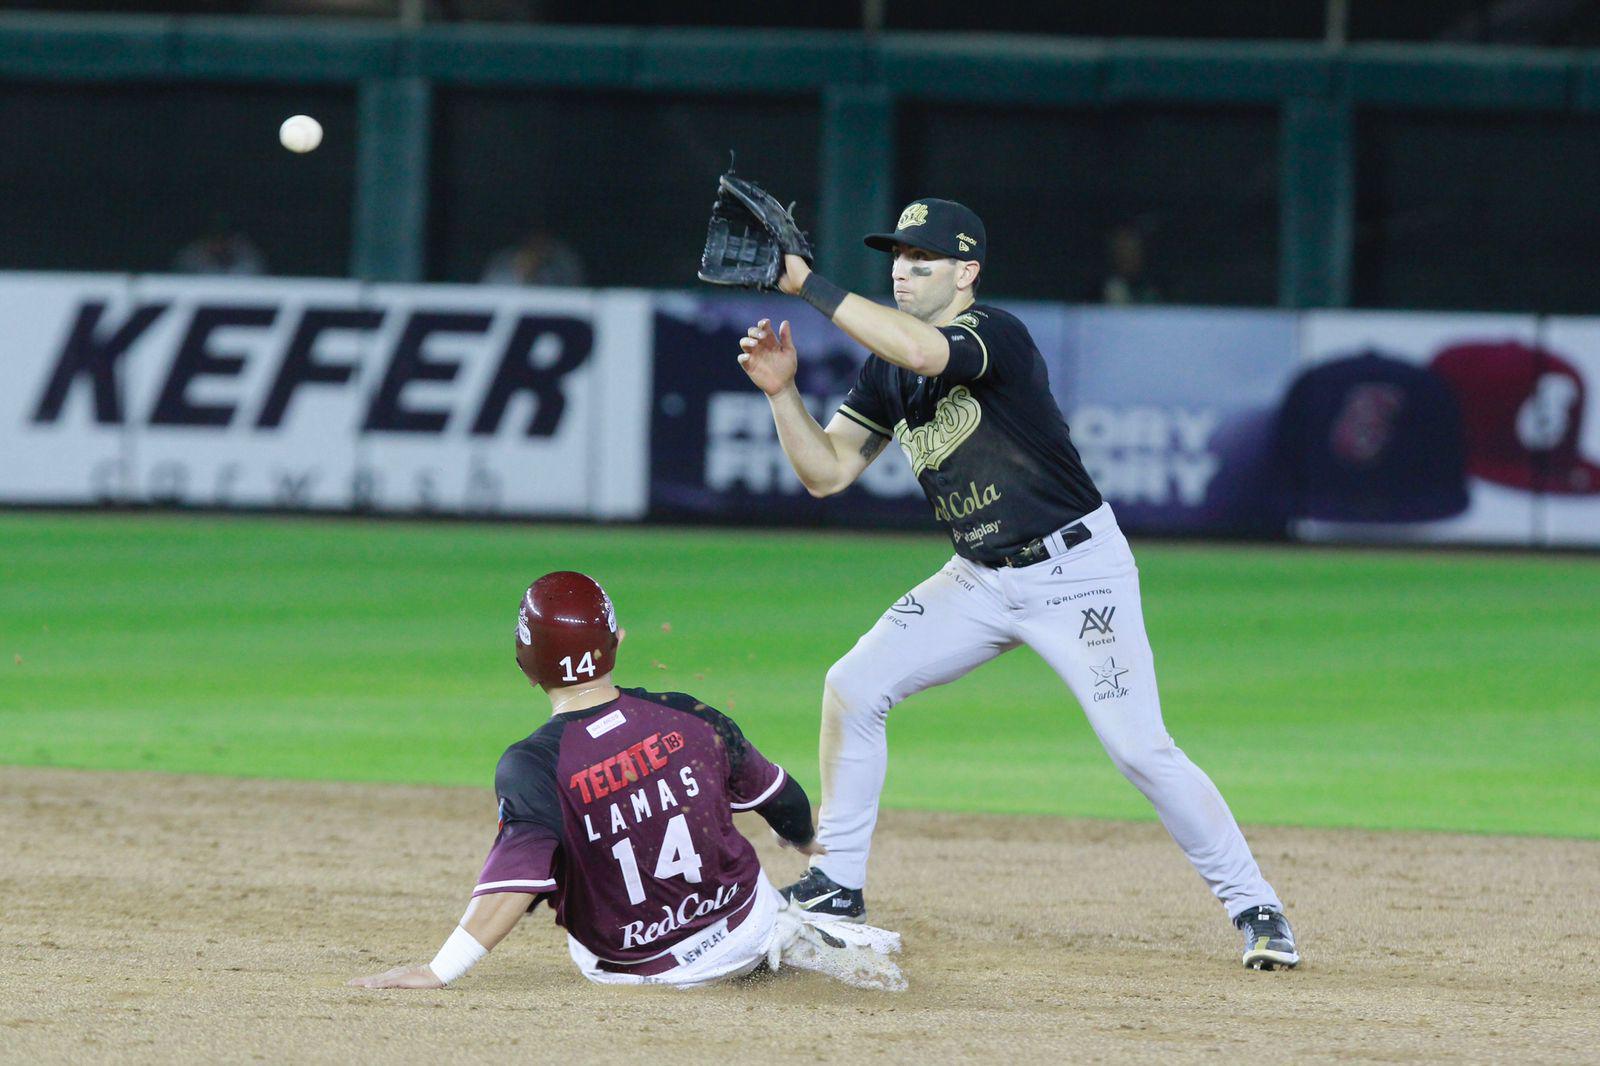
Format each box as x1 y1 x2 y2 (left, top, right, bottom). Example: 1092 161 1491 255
0 274 651 519
4 272 1598 547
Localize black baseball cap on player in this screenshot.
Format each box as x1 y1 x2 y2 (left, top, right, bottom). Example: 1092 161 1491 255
863 198 986 263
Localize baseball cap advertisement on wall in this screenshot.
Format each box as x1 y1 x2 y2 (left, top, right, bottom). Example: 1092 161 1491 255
1429 341 1600 495
864 199 986 263
1274 350 1470 522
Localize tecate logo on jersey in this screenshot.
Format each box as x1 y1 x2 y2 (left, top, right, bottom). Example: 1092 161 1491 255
619 882 740 949
569 733 679 803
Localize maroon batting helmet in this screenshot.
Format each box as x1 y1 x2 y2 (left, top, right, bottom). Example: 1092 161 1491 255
514 571 620 690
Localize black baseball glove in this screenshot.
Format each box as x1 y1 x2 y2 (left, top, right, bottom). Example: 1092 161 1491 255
697 166 815 291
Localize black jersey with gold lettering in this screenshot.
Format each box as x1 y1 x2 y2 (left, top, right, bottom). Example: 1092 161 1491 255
837 304 1101 564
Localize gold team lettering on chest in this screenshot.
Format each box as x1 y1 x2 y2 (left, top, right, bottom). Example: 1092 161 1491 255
894 386 983 476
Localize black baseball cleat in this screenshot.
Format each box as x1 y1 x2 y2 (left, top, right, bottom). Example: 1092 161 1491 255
1235 905 1300 970
780 867 867 923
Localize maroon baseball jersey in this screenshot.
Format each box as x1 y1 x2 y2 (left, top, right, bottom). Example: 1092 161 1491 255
472 688 787 969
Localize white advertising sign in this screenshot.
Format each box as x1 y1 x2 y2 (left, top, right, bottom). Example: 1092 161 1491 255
0 274 652 519
1532 318 1600 547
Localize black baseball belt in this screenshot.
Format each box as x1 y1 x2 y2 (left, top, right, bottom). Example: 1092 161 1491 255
996 520 1092 568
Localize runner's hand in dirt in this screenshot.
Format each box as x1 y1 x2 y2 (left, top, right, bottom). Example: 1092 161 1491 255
349 963 445 989
349 893 531 989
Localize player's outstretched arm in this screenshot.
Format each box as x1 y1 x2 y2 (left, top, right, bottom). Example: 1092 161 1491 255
739 319 890 497
777 254 950 376
758 775 827 857
349 890 535 990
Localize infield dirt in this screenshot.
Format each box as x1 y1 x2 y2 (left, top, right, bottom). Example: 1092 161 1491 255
3 766 1595 1064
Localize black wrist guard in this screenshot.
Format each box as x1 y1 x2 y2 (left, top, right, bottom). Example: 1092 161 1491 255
798 272 847 319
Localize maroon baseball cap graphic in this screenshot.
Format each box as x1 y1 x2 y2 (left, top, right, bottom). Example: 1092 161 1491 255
1429 341 1600 495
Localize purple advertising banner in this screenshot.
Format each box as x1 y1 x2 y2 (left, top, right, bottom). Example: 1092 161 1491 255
1057 307 1300 536
647 295 1303 537
649 292 929 528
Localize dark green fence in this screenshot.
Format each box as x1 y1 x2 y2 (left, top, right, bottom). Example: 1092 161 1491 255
3 14 1599 310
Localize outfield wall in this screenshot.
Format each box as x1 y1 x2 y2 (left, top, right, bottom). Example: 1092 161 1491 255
4 273 1598 547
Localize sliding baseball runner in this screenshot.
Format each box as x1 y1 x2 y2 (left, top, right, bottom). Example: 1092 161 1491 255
350 571 905 991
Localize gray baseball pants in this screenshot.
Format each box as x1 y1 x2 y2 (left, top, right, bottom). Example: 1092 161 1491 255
812 502 1283 921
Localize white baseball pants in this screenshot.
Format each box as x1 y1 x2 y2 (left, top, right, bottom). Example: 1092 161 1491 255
568 873 782 988
813 502 1283 921
569 872 904 990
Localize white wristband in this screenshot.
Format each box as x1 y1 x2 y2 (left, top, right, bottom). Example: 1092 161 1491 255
428 925 488 985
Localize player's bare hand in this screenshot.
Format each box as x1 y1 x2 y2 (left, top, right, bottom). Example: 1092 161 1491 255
775 830 827 857
777 252 812 296
738 318 799 397
348 963 445 989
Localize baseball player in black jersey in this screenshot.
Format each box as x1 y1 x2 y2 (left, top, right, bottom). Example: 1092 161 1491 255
350 572 905 991
737 199 1299 969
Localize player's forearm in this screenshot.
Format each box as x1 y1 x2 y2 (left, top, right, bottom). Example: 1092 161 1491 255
767 386 850 497
827 292 949 375
790 260 947 374
422 891 536 985
755 774 815 846
459 890 536 952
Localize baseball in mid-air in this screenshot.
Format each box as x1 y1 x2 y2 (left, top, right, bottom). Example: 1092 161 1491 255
279 114 323 154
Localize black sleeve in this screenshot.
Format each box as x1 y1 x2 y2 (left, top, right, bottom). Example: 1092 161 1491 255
632 688 788 810
754 774 815 847
475 737 565 899
938 306 1031 384
838 357 894 438
631 689 753 777
493 734 565 837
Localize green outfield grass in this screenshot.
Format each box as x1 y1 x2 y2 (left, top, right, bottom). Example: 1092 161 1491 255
2 512 1597 838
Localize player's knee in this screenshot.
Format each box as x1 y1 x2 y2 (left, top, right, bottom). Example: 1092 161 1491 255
823 658 887 721
1101 733 1173 789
